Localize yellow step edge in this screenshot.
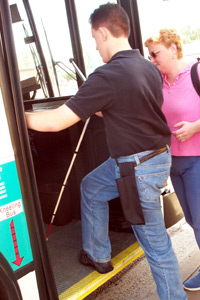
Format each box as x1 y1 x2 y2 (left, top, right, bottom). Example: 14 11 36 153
59 241 144 300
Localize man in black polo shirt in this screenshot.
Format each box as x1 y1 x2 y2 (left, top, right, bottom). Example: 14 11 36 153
26 4 187 299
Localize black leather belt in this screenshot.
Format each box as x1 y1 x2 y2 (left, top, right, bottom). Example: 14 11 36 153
132 145 169 167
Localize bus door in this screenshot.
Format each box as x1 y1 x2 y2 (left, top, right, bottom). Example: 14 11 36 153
0 0 58 299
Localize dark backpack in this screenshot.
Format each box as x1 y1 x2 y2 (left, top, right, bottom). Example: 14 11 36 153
191 57 200 96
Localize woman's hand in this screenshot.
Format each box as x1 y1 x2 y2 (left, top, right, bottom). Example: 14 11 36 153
172 120 200 142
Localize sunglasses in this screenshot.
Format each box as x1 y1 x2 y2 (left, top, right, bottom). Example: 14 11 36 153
148 49 160 60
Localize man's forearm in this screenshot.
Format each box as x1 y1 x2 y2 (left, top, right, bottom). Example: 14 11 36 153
25 104 81 132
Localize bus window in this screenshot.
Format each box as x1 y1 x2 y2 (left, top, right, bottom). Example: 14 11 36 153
9 0 45 96
137 0 200 61
10 0 78 98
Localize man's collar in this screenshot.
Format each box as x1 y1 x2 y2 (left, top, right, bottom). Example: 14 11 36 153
109 49 141 62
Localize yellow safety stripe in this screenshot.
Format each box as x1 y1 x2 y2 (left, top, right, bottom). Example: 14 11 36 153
59 241 144 300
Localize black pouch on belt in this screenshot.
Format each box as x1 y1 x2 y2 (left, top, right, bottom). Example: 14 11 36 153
116 162 145 225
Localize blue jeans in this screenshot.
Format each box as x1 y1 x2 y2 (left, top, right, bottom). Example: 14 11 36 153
171 156 200 248
81 148 187 300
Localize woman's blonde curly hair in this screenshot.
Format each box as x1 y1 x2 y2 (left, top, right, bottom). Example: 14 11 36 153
144 28 183 59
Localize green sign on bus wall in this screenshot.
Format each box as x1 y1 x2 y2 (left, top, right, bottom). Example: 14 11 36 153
0 159 33 271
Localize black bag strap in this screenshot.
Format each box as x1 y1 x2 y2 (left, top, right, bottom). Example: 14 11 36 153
191 57 200 96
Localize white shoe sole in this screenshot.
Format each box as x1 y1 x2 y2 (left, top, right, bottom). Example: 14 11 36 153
183 285 200 291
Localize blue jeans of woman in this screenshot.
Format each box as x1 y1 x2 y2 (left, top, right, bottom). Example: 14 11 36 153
171 156 200 248
81 148 187 300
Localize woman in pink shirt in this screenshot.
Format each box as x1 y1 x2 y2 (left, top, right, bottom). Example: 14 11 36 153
145 28 200 292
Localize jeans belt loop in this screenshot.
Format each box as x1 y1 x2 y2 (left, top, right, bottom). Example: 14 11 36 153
134 154 140 166
115 158 119 166
166 144 170 152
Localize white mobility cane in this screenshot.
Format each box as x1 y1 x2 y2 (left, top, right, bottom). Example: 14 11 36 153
46 59 89 240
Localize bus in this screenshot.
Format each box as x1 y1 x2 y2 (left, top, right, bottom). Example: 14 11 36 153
1 0 198 299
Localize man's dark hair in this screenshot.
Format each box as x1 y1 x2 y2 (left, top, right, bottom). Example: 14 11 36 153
89 3 130 38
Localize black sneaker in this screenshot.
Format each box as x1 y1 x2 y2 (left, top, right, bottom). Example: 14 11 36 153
79 249 114 274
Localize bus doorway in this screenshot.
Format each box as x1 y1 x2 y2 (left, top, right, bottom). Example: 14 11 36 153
1 0 185 299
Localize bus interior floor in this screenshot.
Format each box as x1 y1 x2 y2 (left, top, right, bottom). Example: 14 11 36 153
43 219 136 295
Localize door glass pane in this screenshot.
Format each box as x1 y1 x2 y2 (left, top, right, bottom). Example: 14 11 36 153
138 0 200 62
9 0 78 98
9 0 45 97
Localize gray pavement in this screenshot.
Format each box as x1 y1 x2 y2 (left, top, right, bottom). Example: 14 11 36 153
85 218 200 300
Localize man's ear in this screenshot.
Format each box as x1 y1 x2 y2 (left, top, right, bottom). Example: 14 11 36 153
98 27 109 41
